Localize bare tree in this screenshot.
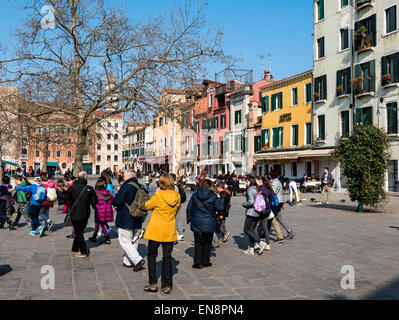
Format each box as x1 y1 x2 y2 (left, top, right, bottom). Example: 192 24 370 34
0 0 226 172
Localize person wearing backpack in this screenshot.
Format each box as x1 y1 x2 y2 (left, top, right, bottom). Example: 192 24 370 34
171 173 186 242
113 170 147 271
270 170 294 240
13 175 31 227
39 172 58 232
143 173 181 295
65 171 98 258
15 176 47 236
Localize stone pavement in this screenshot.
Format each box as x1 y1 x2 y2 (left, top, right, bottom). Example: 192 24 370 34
1 178 399 300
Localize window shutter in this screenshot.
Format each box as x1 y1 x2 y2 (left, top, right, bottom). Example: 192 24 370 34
370 59 376 92
395 53 399 83
381 56 387 84
337 70 342 89
392 6 397 33
271 94 276 111
355 64 362 78
371 14 377 45
319 0 324 20
346 67 352 93
319 116 325 140
278 92 283 108
260 95 265 112
355 109 362 126
322 75 327 100
344 28 349 49
261 129 266 147
265 96 269 112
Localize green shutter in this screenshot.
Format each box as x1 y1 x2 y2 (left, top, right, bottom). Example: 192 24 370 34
319 0 324 20
363 107 372 126
319 115 325 140
337 70 342 89
279 92 283 108
382 56 387 85
355 108 362 126
273 128 279 147
395 53 399 83
271 94 276 111
260 94 265 111
370 60 376 92
322 75 327 100
387 103 398 134
371 14 377 46
265 96 269 113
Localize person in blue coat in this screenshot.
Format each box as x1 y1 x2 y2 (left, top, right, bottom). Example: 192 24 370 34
186 179 223 269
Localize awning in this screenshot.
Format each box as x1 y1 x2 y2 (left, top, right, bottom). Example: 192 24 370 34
139 157 154 164
180 158 195 164
196 158 224 166
1 160 22 167
153 156 168 165
296 148 334 158
47 162 59 167
253 152 299 161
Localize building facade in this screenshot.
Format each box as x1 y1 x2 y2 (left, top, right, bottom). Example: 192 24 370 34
313 0 399 191
255 70 315 179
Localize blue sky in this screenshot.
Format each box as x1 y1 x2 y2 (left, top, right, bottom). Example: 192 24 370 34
0 0 314 82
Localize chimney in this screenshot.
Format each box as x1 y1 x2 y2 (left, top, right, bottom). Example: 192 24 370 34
264 70 271 81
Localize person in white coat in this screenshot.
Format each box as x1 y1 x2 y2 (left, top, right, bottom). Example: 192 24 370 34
289 180 299 205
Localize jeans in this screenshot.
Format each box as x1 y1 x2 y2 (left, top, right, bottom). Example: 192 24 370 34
193 232 213 265
145 183 150 192
39 207 51 227
118 228 143 266
72 220 88 255
271 204 291 235
257 216 270 245
29 205 42 231
147 240 174 289
243 216 260 248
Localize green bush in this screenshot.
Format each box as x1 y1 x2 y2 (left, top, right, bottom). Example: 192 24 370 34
332 125 390 212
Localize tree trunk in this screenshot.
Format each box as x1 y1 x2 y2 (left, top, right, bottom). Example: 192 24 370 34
0 151 3 183
42 141 49 174
74 128 87 174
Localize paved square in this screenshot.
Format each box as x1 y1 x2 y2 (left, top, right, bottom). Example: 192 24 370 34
1 179 399 300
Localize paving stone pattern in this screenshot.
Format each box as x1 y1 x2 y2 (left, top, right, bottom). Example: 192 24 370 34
1 177 399 300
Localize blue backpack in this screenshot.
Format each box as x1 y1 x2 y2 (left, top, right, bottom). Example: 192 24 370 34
33 184 47 202
271 193 279 207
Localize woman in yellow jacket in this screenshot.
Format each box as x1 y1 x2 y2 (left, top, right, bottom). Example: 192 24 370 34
143 173 181 295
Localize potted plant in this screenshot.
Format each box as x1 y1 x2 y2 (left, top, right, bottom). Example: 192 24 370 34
314 93 320 101
351 77 364 94
382 74 392 85
337 86 344 96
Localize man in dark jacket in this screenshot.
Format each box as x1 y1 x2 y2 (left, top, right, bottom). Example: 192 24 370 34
186 179 223 269
65 171 97 258
113 170 146 272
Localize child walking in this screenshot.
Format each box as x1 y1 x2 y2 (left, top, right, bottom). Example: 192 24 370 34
89 179 114 245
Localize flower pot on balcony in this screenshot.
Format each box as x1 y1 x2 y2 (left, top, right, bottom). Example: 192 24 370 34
313 93 320 101
382 74 392 85
337 87 344 96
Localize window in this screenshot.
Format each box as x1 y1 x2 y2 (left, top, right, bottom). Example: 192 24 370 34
305 83 312 103
386 5 397 34
305 122 312 145
97 155 101 162
316 0 324 21
115 122 118 128
114 134 118 140
382 53 399 86
314 75 327 100
261 95 269 113
214 116 219 129
387 102 398 134
48 151 51 158
292 124 299 146
193 121 199 133
354 15 376 52
271 92 283 110
355 107 373 126
388 160 398 192
234 135 241 151
235 110 242 125
220 114 226 129
292 162 297 177
254 135 262 152
341 0 349 9
241 135 246 153
107 144 111 150
341 111 350 138
209 94 213 109
107 155 111 161
336 67 351 95
355 60 375 94
272 127 283 148
153 119 156 128
21 148 27 155
340 28 349 51
56 150 61 158
67 151 72 158
159 117 163 126
220 140 224 155
57 139 61 145
317 37 325 59
97 144 101 151
261 129 270 149
318 115 325 140
35 150 40 158
114 155 118 162
186 112 190 128
114 145 118 151
291 88 298 106
97 134 101 140
107 122 111 128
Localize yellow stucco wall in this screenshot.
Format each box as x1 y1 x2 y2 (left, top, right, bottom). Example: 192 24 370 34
260 72 313 149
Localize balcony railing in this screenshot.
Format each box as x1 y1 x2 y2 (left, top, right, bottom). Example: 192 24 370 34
215 82 244 98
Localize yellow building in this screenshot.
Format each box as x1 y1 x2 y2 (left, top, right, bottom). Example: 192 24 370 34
254 70 324 179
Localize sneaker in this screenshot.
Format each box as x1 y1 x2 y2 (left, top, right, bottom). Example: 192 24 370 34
177 234 184 241
28 230 37 236
133 259 145 272
192 264 203 269
276 238 285 243
258 241 267 255
38 225 45 237
144 284 158 292
75 253 88 258
325 202 329 204
243 248 255 255
123 263 133 268
161 287 172 295
254 243 260 250
222 232 230 242
285 231 295 240
47 221 55 232
66 234 74 239
316 202 322 204
265 244 271 251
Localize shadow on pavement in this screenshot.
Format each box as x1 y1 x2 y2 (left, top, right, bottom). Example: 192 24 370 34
0 264 12 277
184 246 216 258
233 235 248 250
330 275 399 300
388 226 399 231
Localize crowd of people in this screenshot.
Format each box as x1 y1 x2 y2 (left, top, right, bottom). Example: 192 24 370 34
0 166 309 296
